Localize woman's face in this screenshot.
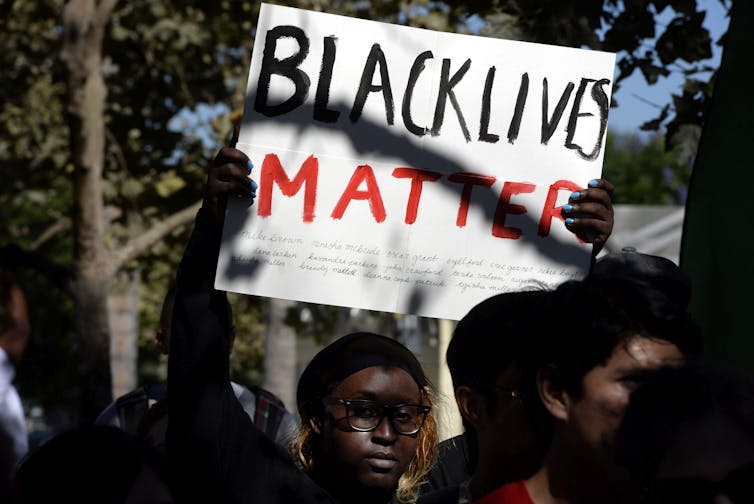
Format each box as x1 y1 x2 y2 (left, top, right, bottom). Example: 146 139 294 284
317 365 423 495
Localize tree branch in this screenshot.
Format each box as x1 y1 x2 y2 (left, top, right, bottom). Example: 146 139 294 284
105 126 128 174
111 200 201 272
31 217 73 251
94 0 119 27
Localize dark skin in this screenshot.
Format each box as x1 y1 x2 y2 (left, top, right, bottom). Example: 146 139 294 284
563 179 615 257
456 365 542 500
203 146 614 256
201 146 257 224
312 366 422 504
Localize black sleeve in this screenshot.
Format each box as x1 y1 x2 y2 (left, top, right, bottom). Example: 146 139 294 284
167 209 334 503
419 433 470 496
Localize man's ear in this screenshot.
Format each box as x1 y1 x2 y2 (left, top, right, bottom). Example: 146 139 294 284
537 366 570 422
455 385 485 428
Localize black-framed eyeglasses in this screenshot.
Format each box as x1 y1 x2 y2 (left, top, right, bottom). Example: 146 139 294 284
470 381 523 400
323 398 431 435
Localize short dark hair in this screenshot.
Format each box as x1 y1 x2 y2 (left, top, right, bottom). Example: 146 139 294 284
541 274 703 397
446 290 553 473
297 332 430 420
591 251 692 310
447 290 551 390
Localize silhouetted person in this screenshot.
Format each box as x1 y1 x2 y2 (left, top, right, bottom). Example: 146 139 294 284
616 364 754 504
420 290 552 503
15 425 174 503
96 287 297 452
0 270 29 500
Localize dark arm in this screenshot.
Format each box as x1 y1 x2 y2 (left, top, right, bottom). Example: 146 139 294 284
167 148 333 503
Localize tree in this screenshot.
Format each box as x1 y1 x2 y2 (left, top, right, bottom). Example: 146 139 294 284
0 0 257 422
320 0 725 150
443 0 727 160
602 132 691 205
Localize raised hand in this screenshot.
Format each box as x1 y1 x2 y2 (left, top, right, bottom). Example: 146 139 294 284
202 147 257 224
562 178 615 255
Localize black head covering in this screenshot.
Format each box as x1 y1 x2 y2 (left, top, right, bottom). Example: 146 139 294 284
296 332 427 414
591 250 692 309
447 290 551 389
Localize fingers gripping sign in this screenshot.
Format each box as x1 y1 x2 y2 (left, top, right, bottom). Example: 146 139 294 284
561 178 615 254
203 147 258 223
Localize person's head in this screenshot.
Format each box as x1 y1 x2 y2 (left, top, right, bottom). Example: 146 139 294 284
156 287 234 355
15 426 174 503
535 275 702 473
616 364 754 504
446 290 552 480
591 250 692 310
294 332 437 504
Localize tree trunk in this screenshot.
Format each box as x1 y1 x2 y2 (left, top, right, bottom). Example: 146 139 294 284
108 270 140 399
263 298 297 411
72 272 112 422
55 0 201 421
61 0 118 423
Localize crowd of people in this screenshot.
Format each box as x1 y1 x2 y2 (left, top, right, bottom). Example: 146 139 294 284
2 144 752 503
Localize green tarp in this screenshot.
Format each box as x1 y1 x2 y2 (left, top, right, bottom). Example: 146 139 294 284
680 2 754 370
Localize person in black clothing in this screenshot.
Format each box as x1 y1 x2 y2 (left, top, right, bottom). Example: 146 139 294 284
167 146 438 504
96 286 298 453
16 426 174 504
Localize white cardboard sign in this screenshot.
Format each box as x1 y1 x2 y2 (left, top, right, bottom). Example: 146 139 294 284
216 3 616 320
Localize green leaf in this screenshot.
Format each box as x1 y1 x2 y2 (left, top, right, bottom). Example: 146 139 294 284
121 179 144 199
154 170 187 198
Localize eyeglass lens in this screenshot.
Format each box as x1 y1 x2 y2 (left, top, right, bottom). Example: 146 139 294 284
340 399 427 434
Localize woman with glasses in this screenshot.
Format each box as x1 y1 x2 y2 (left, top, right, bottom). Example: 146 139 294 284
167 146 438 504
294 331 437 503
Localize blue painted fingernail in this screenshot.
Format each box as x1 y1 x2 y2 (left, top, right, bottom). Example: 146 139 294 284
565 218 575 225
247 160 254 171
588 179 599 187
563 204 574 212
571 191 581 199
250 180 258 190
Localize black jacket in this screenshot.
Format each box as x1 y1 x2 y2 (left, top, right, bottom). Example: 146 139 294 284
167 210 335 503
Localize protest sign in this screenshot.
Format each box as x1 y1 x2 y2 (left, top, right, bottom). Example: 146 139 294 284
216 3 616 320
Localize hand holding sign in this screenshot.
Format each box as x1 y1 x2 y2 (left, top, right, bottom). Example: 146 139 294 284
203 147 257 224
216 4 617 320
563 178 615 254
